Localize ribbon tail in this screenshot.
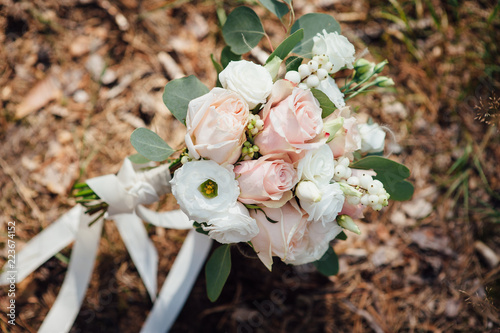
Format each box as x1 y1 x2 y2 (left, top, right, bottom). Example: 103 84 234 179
0 205 82 285
136 206 192 230
38 211 104 333
114 214 158 301
140 230 212 333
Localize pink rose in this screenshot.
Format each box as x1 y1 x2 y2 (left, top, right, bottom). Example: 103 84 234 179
255 80 324 162
185 88 249 165
250 201 343 270
234 154 298 207
325 106 361 160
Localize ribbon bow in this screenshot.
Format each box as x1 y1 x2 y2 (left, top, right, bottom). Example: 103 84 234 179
0 158 212 333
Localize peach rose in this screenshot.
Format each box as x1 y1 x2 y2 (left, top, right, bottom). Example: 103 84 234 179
250 200 343 270
234 154 298 207
185 88 249 165
324 106 361 160
255 80 325 162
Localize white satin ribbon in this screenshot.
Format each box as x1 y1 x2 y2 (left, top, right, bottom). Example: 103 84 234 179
141 230 212 333
0 158 211 333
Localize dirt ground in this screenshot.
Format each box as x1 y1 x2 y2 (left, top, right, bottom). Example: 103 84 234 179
0 0 499 332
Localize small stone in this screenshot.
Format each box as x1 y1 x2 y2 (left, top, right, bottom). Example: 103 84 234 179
101 69 117 85
73 90 89 103
445 299 460 318
402 198 433 219
85 54 105 81
474 241 500 268
70 35 91 57
390 210 416 227
371 246 400 267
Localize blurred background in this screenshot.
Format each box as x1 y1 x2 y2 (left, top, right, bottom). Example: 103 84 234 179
0 0 499 332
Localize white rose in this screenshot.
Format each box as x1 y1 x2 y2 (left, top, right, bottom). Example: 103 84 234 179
358 123 386 153
202 203 259 244
298 182 345 225
297 144 335 185
170 160 239 222
317 76 345 109
312 30 355 74
219 60 273 109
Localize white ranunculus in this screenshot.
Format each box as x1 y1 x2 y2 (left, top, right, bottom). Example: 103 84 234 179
312 30 356 74
317 76 346 109
202 203 259 244
299 182 345 225
219 60 273 109
170 160 240 222
296 144 335 185
358 123 386 153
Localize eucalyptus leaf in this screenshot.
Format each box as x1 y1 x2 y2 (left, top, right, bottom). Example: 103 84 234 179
128 153 151 164
130 128 175 162
290 13 341 57
222 6 265 55
266 29 304 64
163 75 209 125
221 46 241 68
258 0 289 19
313 247 339 276
311 88 337 118
206 244 232 302
350 156 414 201
285 56 303 72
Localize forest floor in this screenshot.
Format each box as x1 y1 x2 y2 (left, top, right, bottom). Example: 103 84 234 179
0 0 499 332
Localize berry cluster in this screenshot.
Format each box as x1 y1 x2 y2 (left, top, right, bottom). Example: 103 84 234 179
332 157 390 211
284 55 334 89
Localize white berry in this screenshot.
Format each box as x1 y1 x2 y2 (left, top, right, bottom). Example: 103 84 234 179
285 71 301 84
308 60 319 72
317 68 328 80
347 176 360 186
298 83 309 90
306 74 320 88
298 64 311 78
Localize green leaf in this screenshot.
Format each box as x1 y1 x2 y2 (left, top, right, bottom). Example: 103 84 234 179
313 247 339 276
130 128 176 162
128 153 151 164
285 56 303 72
206 244 232 302
163 75 209 125
210 54 223 88
221 46 241 68
311 88 337 118
266 29 304 64
290 13 341 57
258 0 289 19
350 156 414 201
336 231 347 241
222 6 265 55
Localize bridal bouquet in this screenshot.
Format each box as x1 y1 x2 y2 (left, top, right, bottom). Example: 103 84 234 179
126 5 413 301
1 3 413 332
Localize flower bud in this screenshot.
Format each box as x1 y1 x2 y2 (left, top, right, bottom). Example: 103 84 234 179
337 215 361 234
296 181 322 203
354 58 374 75
374 59 388 74
374 76 395 87
338 182 362 197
